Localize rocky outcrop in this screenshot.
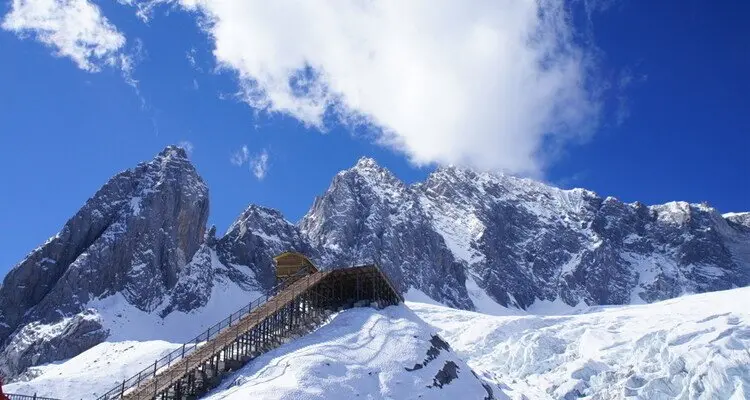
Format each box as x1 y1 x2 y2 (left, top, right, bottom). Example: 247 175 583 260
0 146 209 375
217 205 319 292
725 212 750 229
302 159 750 309
0 310 108 377
1 149 748 378
300 158 471 309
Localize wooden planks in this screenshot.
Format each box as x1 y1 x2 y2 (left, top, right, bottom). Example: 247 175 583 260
104 263 403 400
121 271 330 400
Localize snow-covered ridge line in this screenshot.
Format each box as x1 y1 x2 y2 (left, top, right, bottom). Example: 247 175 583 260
2 147 749 381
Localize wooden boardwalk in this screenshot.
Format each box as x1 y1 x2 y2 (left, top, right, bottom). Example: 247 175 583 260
98 264 402 400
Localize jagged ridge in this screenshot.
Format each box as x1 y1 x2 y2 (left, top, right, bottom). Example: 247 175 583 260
1 149 748 379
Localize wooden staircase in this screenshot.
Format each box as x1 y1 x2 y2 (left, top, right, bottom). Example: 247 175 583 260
97 264 402 400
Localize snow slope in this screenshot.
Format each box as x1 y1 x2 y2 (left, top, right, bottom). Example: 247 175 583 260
5 341 180 399
203 305 502 400
8 288 750 399
89 272 262 343
6 306 502 400
410 286 750 400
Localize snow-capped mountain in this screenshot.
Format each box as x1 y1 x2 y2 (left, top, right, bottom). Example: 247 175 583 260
0 146 210 376
0 148 309 377
303 158 750 310
300 158 472 309
1 147 748 380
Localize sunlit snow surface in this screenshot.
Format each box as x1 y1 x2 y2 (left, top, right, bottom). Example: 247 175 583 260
410 286 750 400
8 288 750 399
8 306 501 400
6 341 180 399
203 306 501 400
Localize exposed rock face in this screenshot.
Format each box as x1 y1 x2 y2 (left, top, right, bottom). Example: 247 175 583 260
418 168 750 307
300 158 471 309
0 146 209 375
725 212 750 229
0 310 108 378
302 159 750 309
216 205 319 292
1 150 748 378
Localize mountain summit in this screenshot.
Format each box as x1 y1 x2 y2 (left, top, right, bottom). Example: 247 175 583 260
1 148 748 378
0 146 209 375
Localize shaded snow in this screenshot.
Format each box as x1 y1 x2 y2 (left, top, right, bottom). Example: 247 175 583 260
465 275 524 316
404 287 447 307
90 275 262 343
524 298 588 316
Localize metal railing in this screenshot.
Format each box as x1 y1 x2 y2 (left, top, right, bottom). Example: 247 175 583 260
96 266 317 400
6 393 60 400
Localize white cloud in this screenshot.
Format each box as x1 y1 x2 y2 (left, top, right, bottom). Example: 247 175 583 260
117 0 171 22
251 149 269 180
230 145 269 180
178 0 601 176
230 144 249 166
186 47 201 70
2 0 128 72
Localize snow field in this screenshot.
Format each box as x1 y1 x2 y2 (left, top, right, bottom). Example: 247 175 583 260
8 287 750 400
6 341 180 399
203 305 503 400
410 286 750 399
7 306 503 400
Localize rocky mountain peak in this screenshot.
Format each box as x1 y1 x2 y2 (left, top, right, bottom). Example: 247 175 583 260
216 203 317 294
725 212 750 229
2 150 748 380
157 144 189 160
345 157 407 199
353 156 379 170
0 147 210 376
226 204 290 236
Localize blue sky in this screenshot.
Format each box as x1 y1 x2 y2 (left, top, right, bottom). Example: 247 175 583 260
1 0 748 274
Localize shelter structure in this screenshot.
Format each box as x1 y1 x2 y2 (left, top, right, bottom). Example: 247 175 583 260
273 251 318 285
95 253 403 400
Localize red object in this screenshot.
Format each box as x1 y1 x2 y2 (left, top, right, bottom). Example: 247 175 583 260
0 377 9 400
